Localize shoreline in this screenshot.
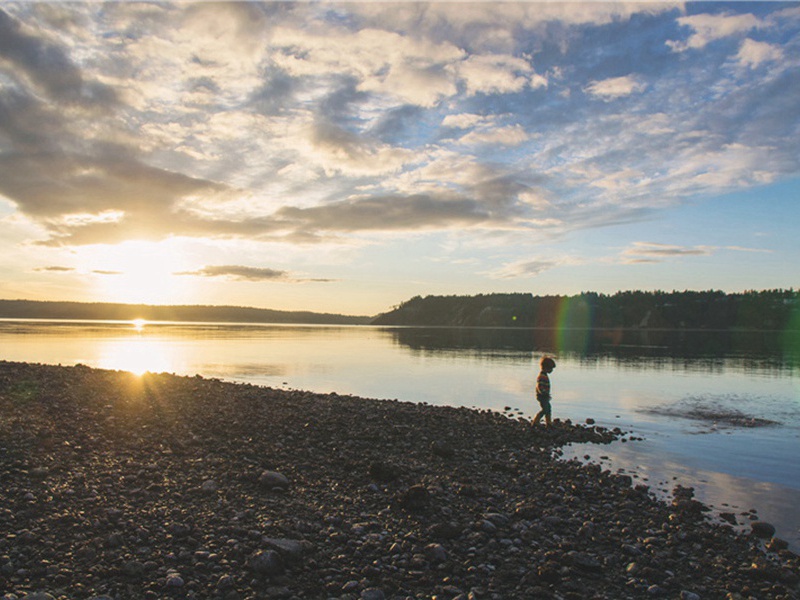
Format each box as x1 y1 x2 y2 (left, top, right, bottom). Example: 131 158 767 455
0 361 797 599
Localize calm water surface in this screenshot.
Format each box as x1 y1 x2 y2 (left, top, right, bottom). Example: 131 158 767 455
2 319 799 549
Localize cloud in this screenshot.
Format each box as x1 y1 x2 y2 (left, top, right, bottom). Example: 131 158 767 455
668 12 760 52
442 113 487 129
0 152 234 246
458 124 530 147
456 54 540 96
33 266 74 272
0 2 798 261
275 193 492 234
177 265 290 282
176 264 337 284
493 258 560 279
725 245 772 254
0 8 117 109
585 75 646 101
736 39 784 68
622 242 714 263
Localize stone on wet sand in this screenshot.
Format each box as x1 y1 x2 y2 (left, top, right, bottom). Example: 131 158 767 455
751 521 777 539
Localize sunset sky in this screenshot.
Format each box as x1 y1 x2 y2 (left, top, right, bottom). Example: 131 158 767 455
1 1 798 316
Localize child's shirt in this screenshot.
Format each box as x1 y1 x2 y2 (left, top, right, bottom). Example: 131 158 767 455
536 370 551 400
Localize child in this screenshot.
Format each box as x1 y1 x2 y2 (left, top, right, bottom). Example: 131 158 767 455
532 356 556 427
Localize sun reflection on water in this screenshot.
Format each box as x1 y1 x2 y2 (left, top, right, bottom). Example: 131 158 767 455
97 338 174 376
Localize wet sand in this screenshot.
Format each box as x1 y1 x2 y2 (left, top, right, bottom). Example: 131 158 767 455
0 361 797 599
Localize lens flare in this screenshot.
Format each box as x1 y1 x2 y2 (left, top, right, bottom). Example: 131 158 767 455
555 296 593 355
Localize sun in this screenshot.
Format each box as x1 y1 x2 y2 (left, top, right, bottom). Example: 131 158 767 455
82 240 192 305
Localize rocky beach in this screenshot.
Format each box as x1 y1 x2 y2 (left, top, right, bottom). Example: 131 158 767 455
0 361 797 600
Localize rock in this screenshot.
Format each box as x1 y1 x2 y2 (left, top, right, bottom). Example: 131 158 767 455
395 485 430 511
360 589 385 600
21 594 56 600
123 560 145 576
259 471 289 490
680 592 701 600
247 550 284 576
424 543 447 563
201 479 218 493
430 439 455 458
568 551 603 572
369 461 401 482
750 521 776 538
165 573 185 588
766 537 789 552
263 537 306 560
428 521 463 540
342 580 360 592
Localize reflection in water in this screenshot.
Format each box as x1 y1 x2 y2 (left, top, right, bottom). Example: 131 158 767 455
562 440 800 553
387 326 800 372
96 338 174 375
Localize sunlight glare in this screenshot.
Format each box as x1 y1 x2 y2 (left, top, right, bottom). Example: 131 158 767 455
97 339 174 376
82 240 191 305
132 318 147 331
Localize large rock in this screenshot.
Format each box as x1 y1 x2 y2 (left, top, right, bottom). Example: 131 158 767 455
259 470 289 490
751 521 776 539
247 550 284 576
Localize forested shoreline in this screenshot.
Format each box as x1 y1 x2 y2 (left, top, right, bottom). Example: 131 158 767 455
371 289 800 330
2 289 798 330
0 299 370 325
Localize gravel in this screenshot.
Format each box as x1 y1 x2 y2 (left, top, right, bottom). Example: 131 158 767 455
0 361 797 599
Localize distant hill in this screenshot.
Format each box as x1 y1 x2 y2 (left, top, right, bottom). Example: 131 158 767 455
370 290 800 330
0 300 371 325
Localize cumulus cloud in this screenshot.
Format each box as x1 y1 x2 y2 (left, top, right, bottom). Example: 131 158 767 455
0 2 797 260
275 193 492 234
0 8 117 109
458 125 530 147
736 39 784 68
442 113 487 129
585 76 647 101
456 54 538 96
668 12 761 52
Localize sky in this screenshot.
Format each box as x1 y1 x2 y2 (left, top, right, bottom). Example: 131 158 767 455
0 1 798 316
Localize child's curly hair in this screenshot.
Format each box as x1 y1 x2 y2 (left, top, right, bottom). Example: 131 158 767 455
540 356 556 370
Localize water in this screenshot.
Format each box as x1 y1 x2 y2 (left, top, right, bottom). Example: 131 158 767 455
2 319 799 550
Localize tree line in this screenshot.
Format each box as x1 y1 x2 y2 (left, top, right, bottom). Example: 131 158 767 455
0 300 370 325
370 289 800 330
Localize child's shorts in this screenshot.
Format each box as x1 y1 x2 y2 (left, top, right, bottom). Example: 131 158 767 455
537 397 551 416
